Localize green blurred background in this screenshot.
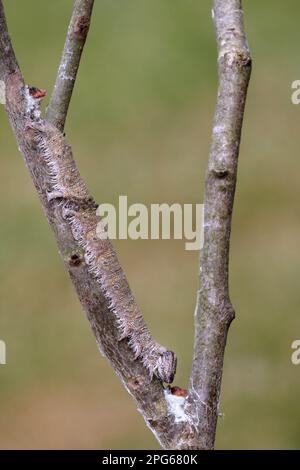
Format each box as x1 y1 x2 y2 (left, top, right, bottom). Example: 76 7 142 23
0 0 300 449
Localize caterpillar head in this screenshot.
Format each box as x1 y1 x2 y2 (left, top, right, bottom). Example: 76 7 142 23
156 350 177 384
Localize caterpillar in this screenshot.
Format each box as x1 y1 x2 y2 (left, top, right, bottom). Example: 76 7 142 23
26 106 177 384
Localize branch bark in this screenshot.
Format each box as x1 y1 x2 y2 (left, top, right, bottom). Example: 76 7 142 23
0 0 251 450
186 0 252 449
45 0 95 131
0 0 179 449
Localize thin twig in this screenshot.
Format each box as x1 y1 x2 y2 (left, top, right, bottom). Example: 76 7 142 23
186 0 252 449
45 0 95 131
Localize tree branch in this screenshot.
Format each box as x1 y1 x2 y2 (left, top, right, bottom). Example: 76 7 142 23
0 0 181 449
186 0 252 449
0 1 20 81
0 0 251 450
45 0 95 131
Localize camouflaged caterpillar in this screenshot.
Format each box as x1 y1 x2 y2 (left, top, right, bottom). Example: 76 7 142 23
29 118 177 384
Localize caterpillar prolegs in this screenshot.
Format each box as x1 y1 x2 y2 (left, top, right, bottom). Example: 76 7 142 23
29 119 177 384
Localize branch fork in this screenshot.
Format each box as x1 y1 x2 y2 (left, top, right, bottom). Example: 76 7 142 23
0 0 251 449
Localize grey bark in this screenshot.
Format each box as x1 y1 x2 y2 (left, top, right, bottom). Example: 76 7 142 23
0 0 251 450
187 0 252 449
0 0 178 449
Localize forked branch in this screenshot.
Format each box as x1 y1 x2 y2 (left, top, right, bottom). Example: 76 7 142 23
0 0 251 449
0 0 178 449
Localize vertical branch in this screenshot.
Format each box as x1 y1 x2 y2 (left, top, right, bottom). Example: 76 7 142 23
187 0 252 449
45 0 95 131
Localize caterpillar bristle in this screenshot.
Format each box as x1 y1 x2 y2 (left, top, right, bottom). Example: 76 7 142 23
30 119 176 384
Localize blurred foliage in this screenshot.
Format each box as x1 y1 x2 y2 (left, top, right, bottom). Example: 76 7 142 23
0 0 300 449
